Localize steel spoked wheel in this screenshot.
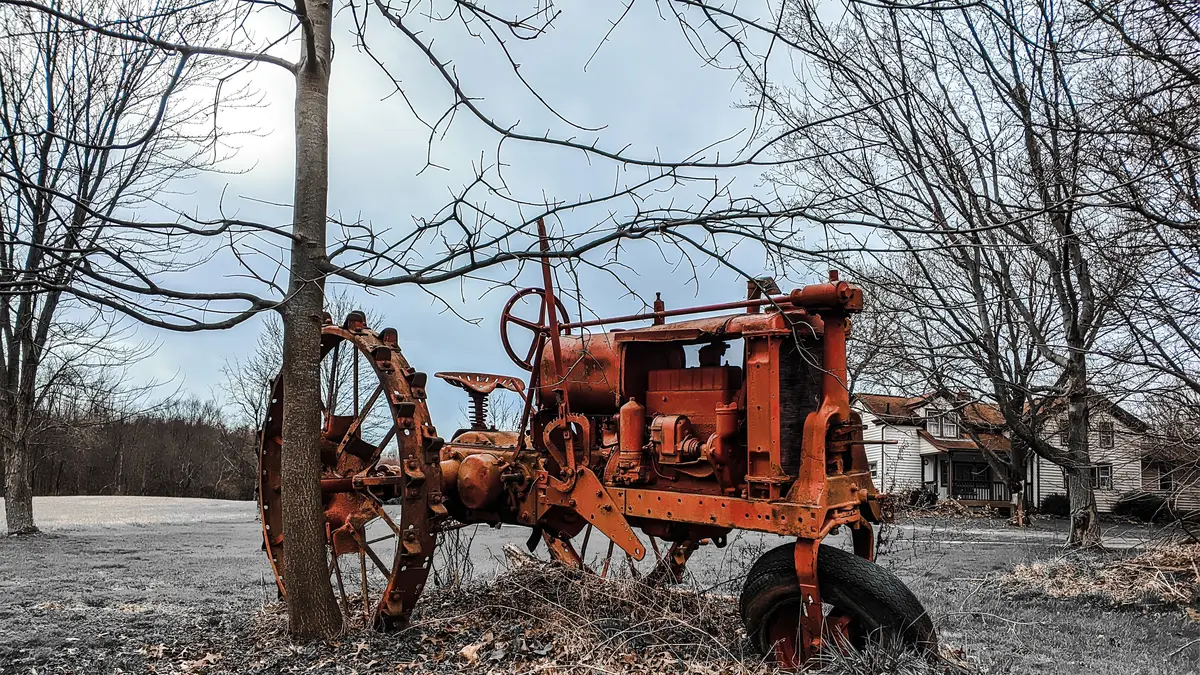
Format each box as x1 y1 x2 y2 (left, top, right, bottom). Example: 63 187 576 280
740 543 936 666
258 312 445 629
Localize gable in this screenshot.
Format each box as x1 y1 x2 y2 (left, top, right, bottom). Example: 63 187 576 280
1038 392 1149 433
916 395 953 416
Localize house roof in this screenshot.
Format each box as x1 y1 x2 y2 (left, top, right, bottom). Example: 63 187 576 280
916 430 977 451
855 390 1006 429
963 401 1006 427
855 393 922 423
855 390 1010 456
1034 392 1149 433
1141 434 1200 465
978 432 1012 453
917 429 1012 454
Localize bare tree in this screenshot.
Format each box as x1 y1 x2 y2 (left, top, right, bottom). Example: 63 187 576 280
1072 1 1200 404
0 0 247 534
848 258 1053 528
24 319 165 496
1079 0 1200 239
1139 386 1200 540
220 316 282 433
762 0 1154 546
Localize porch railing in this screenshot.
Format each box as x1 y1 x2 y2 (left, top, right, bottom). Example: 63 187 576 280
951 479 1011 502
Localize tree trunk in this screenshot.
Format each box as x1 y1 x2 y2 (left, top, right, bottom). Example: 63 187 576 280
982 438 1027 528
1063 359 1101 548
3 438 37 535
278 0 341 640
1009 448 1027 528
114 447 124 495
1011 490 1027 528
1065 465 1101 547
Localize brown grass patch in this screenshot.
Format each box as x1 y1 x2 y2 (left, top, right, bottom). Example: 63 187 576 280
229 545 959 674
1001 543 1200 606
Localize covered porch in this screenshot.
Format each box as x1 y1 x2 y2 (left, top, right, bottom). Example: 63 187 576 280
922 449 1013 509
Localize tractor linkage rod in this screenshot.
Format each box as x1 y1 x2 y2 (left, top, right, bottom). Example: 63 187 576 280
559 293 795 331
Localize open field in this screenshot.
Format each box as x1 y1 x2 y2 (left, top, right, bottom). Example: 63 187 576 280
1 496 1198 673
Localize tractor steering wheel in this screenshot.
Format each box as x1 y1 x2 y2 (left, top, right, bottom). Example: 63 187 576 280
500 287 571 371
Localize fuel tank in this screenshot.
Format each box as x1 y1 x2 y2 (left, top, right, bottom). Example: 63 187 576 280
537 332 686 414
538 332 623 412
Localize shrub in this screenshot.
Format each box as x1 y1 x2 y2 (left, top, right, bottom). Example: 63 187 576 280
876 492 900 523
1113 491 1174 523
906 486 938 509
875 487 937 522
1039 493 1070 516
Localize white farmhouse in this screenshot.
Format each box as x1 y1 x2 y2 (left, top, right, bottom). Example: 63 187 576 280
854 391 1200 514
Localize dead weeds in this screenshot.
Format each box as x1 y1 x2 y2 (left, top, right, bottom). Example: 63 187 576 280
1001 543 1200 607
210 544 958 674
879 492 1009 523
908 499 1009 521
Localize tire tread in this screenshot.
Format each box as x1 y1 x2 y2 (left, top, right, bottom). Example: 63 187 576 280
739 542 936 655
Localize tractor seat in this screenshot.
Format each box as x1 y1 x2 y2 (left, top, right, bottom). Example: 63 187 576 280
434 371 526 397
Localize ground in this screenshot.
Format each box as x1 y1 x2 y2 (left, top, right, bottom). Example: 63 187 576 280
1 496 1197 674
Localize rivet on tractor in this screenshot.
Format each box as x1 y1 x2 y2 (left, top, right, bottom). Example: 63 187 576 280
257 220 936 668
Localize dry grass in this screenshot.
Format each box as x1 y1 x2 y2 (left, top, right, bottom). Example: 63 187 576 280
418 544 762 673
225 544 958 675
1001 543 1200 606
877 490 1017 526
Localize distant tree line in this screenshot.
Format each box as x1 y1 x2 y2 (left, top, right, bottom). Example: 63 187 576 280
18 397 256 501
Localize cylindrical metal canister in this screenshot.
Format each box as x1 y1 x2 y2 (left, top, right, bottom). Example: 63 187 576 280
619 397 646 466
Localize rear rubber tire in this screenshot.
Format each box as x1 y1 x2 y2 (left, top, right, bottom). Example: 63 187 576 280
740 542 936 656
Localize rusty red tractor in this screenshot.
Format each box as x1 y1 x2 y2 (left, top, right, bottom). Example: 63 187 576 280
258 250 935 666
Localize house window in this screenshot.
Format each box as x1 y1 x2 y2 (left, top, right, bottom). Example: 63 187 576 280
1098 421 1114 449
939 457 948 486
928 408 959 438
869 461 879 482
942 413 959 439
1088 463 1113 490
1159 467 1173 492
1058 421 1069 446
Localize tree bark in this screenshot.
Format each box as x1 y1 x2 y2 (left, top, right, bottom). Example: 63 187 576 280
2 293 42 536
1064 359 1101 548
278 0 341 640
3 437 37 535
1008 448 1027 528
1012 490 1027 528
1065 465 1100 546
3 346 41 535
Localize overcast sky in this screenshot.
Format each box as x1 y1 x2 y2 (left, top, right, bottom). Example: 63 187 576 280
131 1 830 426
